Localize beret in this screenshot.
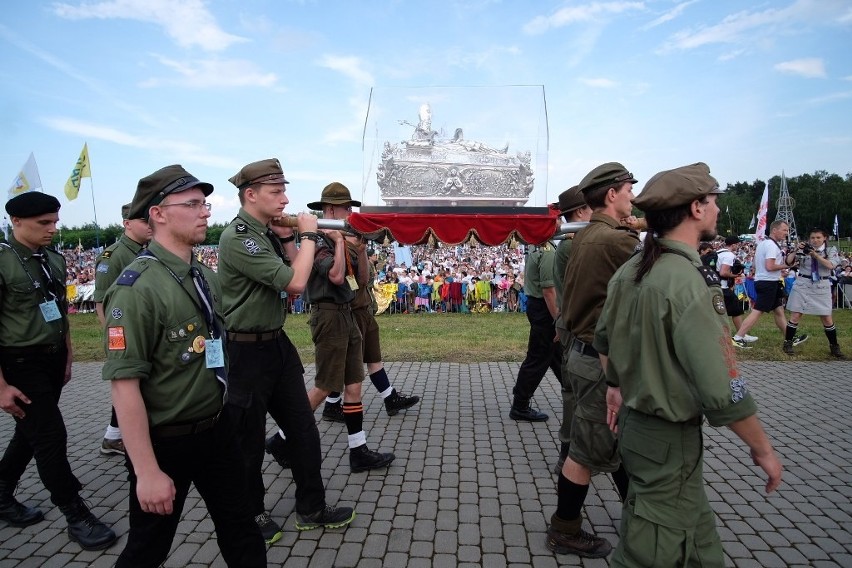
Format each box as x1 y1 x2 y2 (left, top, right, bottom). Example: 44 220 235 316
128 165 213 221
5 192 61 218
229 158 289 189
578 162 637 194
307 181 361 211
632 162 722 212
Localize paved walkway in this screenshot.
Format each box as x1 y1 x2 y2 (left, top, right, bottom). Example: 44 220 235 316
0 361 850 567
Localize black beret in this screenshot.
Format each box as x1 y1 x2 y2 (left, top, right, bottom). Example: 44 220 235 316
129 165 213 221
5 192 61 218
229 158 289 189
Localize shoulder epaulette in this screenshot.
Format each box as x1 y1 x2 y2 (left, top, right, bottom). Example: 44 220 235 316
663 247 721 287
117 268 143 286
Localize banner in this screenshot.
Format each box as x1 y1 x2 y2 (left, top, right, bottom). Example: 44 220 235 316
748 214 756 230
834 214 840 239
755 185 769 241
64 143 91 200
7 153 42 198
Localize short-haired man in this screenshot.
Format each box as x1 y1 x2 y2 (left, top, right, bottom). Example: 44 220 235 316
784 228 845 358
94 203 153 456
716 235 756 342
104 165 265 567
732 220 807 349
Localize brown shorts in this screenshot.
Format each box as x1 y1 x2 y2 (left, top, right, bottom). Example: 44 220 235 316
308 306 365 392
353 306 382 364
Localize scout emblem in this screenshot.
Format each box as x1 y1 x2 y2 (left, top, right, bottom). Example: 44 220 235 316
712 293 726 315
192 335 206 354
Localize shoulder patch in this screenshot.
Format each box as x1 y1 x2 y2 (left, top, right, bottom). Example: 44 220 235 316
117 269 142 286
107 327 126 351
97 262 110 273
236 223 247 234
696 265 722 287
712 291 726 314
243 238 260 255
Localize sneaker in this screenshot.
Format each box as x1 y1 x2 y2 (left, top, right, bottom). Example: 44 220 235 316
350 445 395 473
783 340 794 355
322 401 345 423
742 334 759 343
384 389 420 416
254 512 283 544
264 434 290 469
792 334 809 346
100 438 125 456
295 505 355 531
546 525 612 558
59 497 117 551
731 337 752 349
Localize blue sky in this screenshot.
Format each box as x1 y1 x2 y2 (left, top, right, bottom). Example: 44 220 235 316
2 0 851 228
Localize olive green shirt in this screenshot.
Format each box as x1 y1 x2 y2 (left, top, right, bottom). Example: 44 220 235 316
218 208 294 332
93 234 145 303
102 240 224 427
0 236 68 347
553 237 572 332
523 245 555 300
562 212 639 343
304 235 356 305
594 239 757 427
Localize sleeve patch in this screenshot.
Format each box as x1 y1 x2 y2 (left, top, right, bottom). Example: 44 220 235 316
117 270 141 286
243 238 260 255
97 262 110 273
730 378 749 403
108 327 126 351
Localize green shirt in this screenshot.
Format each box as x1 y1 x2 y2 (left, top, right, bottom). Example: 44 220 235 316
102 240 224 427
0 236 68 347
523 245 555 300
553 237 572 331
218 208 294 332
93 234 145 303
594 239 757 427
304 234 356 305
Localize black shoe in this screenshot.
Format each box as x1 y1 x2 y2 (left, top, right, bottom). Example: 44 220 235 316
384 389 420 416
783 339 794 355
295 505 356 531
254 511 283 544
350 445 395 473
59 497 117 551
264 433 290 469
509 404 549 422
322 401 345 423
830 344 846 359
0 481 44 527
546 514 612 558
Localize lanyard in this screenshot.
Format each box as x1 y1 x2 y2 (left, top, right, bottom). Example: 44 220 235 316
5 243 59 302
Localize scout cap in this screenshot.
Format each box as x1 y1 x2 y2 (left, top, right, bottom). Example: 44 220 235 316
307 181 361 211
724 235 740 246
128 164 214 221
229 158 289 189
578 162 637 194
632 162 722 212
554 185 585 214
5 192 61 218
121 203 131 220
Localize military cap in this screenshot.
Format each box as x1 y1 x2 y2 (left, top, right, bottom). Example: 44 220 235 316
307 181 361 211
229 158 289 189
128 164 213 220
578 162 637 194
121 203 131 220
5 192 61 218
554 185 585 214
724 235 741 246
632 162 722 212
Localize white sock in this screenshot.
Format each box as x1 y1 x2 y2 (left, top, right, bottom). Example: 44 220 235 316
347 431 367 449
379 387 394 399
326 395 342 404
104 426 121 440
277 429 286 441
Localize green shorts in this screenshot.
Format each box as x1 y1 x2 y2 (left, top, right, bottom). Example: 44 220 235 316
309 306 365 392
565 348 620 472
352 306 382 364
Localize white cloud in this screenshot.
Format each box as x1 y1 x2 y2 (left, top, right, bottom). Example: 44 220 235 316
806 91 852 105
843 75 852 81
52 0 246 52
445 45 521 70
318 55 374 86
774 58 826 78
140 55 278 88
317 55 373 144
579 77 619 88
523 1 645 35
641 0 697 30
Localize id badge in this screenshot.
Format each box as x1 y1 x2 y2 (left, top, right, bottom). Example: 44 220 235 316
346 275 359 290
205 338 225 368
39 300 62 322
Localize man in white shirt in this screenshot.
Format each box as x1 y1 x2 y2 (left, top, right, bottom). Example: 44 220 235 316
716 236 756 342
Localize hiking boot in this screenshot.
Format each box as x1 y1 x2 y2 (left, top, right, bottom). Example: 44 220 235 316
350 445 395 473
793 334 809 346
546 514 612 558
384 389 420 416
509 398 549 422
553 442 570 474
264 433 290 469
295 505 356 531
100 438 125 456
59 497 117 551
0 481 44 527
254 511 283 544
783 340 794 355
731 337 752 349
322 401 345 423
830 344 846 359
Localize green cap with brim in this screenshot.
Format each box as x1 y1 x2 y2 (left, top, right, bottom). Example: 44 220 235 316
128 165 213 221
632 162 722 212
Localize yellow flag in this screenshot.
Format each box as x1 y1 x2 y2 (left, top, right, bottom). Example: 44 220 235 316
64 143 91 200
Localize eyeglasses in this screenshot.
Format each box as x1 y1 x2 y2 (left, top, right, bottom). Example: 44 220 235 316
159 200 212 212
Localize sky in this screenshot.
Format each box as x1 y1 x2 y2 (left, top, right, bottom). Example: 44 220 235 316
2 0 851 229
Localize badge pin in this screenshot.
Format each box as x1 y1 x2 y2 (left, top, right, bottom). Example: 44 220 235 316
170 331 178 339
187 323 195 332
111 308 123 320
181 353 191 362
178 329 187 338
192 335 206 353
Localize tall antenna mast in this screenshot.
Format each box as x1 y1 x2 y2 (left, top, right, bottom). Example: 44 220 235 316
774 171 798 241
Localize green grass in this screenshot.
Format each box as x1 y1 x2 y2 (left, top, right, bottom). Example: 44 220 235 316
70 308 852 363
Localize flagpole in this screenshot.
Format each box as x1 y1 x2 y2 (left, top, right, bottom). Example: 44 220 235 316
89 176 100 249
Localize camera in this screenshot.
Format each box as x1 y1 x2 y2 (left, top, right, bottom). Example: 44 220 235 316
799 242 814 255
731 260 745 275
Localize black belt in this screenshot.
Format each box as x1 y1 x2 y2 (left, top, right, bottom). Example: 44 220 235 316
151 413 220 438
227 329 282 343
0 344 62 356
572 339 598 358
315 302 350 311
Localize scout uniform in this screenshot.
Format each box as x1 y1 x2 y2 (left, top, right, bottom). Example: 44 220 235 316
0 192 116 550
595 163 759 567
103 165 265 568
93 206 145 306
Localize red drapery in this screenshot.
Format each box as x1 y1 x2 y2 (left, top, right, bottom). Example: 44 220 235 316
347 207 561 246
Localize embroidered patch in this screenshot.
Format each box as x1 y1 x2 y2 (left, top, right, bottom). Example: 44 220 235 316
730 378 748 403
117 270 141 286
243 238 260 255
111 308 123 320
97 262 109 273
102 250 112 259
712 292 726 314
236 224 247 234
108 327 126 351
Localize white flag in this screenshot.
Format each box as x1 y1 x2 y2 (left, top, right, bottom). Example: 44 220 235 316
748 214 756 230
755 185 769 240
834 214 839 238
7 153 43 198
